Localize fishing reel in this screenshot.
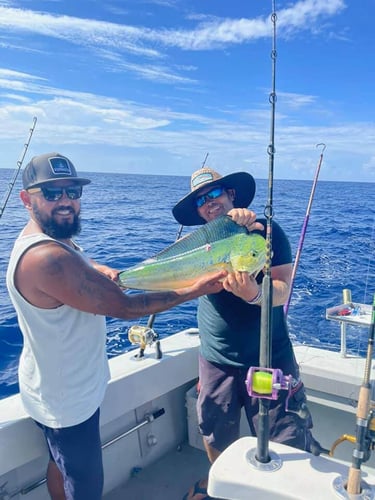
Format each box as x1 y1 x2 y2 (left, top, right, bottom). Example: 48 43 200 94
329 405 375 462
128 325 162 360
246 367 292 404
245 366 315 422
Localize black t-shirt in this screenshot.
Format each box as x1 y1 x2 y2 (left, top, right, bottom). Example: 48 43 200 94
198 219 295 369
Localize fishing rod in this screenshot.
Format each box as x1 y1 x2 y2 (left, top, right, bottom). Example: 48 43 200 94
256 0 278 464
129 152 210 358
284 143 326 315
0 117 38 220
146 151 209 331
201 152 209 169
245 1 314 464
346 294 375 495
145 223 184 332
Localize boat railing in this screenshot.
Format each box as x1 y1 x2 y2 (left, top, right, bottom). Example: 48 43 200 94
326 289 373 358
0 329 201 499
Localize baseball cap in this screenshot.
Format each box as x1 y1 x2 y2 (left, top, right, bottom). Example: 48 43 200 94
22 153 91 189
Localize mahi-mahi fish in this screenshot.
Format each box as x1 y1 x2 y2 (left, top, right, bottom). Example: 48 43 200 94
118 215 266 291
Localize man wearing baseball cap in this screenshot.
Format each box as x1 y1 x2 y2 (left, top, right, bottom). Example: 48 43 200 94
6 153 226 500
174 167 322 500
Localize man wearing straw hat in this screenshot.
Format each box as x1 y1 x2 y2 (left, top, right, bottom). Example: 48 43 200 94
173 167 322 500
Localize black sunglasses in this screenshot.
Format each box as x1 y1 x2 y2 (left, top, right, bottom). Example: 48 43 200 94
27 185 83 202
195 186 225 208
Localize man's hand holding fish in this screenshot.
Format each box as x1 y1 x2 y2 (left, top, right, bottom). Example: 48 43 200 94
222 207 265 303
227 207 264 234
176 269 226 297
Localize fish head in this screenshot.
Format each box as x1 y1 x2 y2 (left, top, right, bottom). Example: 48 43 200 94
230 233 266 274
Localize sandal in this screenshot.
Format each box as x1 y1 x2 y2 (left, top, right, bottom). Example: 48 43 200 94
182 478 210 500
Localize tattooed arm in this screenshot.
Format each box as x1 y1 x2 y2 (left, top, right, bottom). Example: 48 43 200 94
15 241 225 320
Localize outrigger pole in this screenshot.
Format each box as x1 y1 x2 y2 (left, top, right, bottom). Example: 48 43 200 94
284 143 326 315
0 116 37 220
256 0 278 464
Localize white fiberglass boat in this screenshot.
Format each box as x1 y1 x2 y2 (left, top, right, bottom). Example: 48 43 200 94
1 298 374 500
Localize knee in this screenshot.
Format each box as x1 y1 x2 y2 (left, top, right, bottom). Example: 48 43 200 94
46 460 66 500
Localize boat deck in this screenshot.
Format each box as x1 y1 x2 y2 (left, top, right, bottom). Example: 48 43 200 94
104 441 209 500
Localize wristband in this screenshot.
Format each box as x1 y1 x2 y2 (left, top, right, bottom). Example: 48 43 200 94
246 287 263 305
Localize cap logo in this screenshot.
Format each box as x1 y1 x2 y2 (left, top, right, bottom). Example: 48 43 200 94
48 157 73 176
192 172 214 189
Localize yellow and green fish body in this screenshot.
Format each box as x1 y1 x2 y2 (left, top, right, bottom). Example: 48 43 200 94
118 216 266 291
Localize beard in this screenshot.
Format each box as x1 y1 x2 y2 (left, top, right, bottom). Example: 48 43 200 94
32 204 82 239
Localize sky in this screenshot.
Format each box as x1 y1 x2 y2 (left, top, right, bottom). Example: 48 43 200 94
0 0 373 182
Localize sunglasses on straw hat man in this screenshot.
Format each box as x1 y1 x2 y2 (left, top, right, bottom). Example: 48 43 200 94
172 167 256 226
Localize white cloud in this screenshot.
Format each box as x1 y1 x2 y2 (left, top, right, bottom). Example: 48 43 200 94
0 1 372 182
0 0 347 54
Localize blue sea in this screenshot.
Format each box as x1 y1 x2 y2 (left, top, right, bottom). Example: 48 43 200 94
0 169 374 401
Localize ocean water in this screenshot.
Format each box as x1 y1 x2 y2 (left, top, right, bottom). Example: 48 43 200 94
0 169 374 401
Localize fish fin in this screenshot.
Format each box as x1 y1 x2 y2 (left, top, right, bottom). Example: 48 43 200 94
153 216 246 260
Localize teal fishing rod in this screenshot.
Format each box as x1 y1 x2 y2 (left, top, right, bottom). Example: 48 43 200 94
0 117 37 220
284 143 326 316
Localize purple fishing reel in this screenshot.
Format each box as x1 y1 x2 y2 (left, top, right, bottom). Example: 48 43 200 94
245 367 292 401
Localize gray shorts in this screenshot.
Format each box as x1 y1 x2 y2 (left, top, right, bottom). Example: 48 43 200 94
197 354 319 453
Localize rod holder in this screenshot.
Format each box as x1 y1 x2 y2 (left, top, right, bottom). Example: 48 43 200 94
340 289 352 357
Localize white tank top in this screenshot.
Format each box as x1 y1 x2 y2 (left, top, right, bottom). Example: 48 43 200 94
6 232 110 428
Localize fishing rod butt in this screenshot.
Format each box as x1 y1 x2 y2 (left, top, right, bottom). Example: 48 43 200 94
347 467 362 496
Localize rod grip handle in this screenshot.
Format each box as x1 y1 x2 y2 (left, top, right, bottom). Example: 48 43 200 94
347 467 362 495
357 386 370 420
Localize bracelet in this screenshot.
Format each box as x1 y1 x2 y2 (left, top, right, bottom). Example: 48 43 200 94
246 287 263 305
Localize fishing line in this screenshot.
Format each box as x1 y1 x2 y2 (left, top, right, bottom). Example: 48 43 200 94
350 214 375 360
363 214 375 305
0 117 37 220
344 210 374 360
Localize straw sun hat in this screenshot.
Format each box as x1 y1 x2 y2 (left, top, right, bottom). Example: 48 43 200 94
172 167 256 226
